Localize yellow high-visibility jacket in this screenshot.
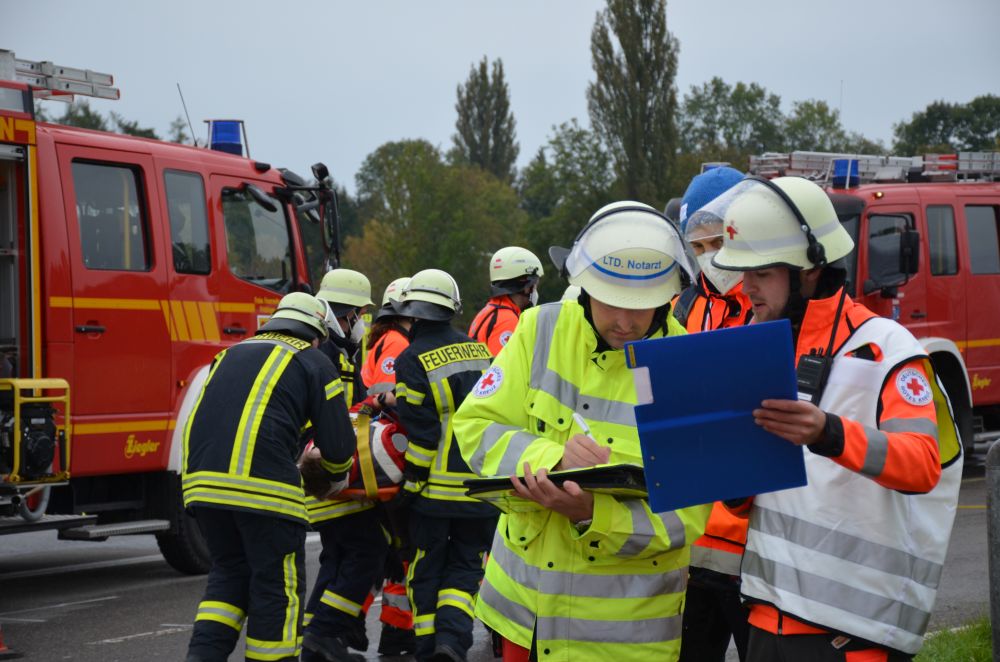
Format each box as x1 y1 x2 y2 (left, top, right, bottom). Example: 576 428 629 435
454 300 710 661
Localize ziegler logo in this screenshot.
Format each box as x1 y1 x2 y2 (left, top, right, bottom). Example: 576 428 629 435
973 374 992 391
124 434 161 459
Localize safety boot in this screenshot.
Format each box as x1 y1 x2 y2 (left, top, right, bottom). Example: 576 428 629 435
301 632 365 662
377 624 416 655
428 642 465 662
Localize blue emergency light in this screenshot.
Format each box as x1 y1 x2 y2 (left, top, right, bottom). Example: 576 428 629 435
832 159 860 188
207 120 245 156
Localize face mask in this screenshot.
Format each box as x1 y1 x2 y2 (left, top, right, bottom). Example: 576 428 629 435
348 315 366 344
697 251 742 295
528 289 539 308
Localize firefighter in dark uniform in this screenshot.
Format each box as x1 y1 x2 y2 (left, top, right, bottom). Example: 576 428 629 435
303 267 383 662
316 268 372 406
183 292 356 662
393 268 497 662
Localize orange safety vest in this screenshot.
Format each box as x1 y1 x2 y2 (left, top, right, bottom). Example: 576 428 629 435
672 275 752 334
361 327 410 393
468 295 521 357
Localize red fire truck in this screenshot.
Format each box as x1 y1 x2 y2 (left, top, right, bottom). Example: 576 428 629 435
745 150 1000 457
0 52 339 573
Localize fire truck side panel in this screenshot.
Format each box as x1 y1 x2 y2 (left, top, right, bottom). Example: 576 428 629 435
955 191 1000 408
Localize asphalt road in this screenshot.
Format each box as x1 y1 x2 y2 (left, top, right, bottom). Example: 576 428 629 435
0 469 989 661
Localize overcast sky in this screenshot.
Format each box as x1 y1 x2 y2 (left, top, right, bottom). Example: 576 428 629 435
4 0 999 193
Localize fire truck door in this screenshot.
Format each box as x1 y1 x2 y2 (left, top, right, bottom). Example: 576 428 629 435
58 145 171 417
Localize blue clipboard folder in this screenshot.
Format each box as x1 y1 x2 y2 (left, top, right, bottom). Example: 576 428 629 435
625 319 806 513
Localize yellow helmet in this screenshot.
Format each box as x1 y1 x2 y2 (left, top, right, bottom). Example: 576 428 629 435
397 269 461 321
708 177 855 271
549 201 694 309
317 268 373 316
259 292 331 341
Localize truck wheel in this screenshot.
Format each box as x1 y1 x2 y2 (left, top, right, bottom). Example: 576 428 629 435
156 500 212 575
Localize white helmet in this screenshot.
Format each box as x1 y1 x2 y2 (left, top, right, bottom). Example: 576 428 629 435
489 246 544 296
397 269 462 321
375 277 410 321
549 201 695 309
707 177 855 271
317 268 373 316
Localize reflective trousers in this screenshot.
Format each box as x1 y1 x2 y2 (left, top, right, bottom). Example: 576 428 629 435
187 506 306 662
407 511 497 661
305 507 389 650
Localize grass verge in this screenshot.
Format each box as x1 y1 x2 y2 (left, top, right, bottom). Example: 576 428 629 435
915 617 992 662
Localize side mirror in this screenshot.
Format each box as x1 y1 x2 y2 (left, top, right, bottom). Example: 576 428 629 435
243 183 277 213
312 162 330 183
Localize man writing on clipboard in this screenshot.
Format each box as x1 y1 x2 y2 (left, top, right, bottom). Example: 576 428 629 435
454 202 711 662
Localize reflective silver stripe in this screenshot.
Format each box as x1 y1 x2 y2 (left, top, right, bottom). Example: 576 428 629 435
282 551 298 644
406 444 435 465
750 506 943 587
428 359 491 383
726 217 842 253
246 640 297 657
183 472 304 498
861 427 889 477
367 382 395 395
529 304 561 387
479 577 535 630
243 336 304 352
496 431 540 476
690 544 743 576
469 423 518 473
880 417 939 439
321 590 362 616
235 347 290 475
537 612 682 644
536 370 637 427
431 378 450 471
659 510 687 549
616 499 654 557
743 549 931 636
491 539 686 599
383 592 410 610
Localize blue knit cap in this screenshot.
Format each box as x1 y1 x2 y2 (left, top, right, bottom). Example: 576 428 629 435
679 166 745 235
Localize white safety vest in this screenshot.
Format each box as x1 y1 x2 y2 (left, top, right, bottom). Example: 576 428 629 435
741 317 962 655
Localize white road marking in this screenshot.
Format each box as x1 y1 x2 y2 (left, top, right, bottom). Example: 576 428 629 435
0 595 118 618
87 626 191 645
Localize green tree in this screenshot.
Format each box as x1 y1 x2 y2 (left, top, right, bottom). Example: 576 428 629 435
169 115 191 144
893 95 1000 154
783 99 848 152
110 111 159 139
587 0 679 205
56 100 109 131
348 139 526 326
450 57 519 182
517 120 616 303
679 77 785 154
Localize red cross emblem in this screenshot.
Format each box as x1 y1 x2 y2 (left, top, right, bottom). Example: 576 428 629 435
726 224 738 240
906 377 925 397
479 373 496 387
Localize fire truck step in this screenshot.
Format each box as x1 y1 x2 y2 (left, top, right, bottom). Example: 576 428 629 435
58 519 170 541
0 513 97 536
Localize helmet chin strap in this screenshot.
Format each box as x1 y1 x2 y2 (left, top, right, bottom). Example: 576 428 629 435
780 270 809 343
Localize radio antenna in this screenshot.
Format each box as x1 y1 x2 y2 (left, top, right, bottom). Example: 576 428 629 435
176 83 197 146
